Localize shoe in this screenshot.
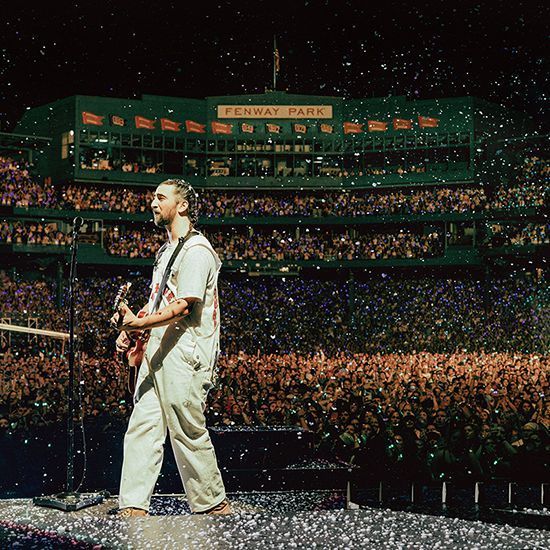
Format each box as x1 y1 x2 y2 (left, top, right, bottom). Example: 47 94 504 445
198 499 232 515
116 507 148 518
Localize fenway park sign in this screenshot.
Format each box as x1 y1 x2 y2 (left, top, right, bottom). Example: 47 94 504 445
217 105 333 119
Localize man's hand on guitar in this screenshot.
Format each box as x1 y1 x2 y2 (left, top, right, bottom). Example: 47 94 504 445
110 303 143 332
115 331 132 353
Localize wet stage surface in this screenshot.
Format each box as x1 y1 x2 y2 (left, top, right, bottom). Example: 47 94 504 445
1 492 549 549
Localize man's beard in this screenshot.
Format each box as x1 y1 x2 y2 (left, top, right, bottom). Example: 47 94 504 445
153 213 170 227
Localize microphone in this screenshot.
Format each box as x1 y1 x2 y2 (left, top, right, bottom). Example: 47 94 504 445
73 216 84 232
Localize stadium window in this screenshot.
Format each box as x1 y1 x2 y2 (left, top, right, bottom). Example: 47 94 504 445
95 131 109 144
438 134 449 147
164 151 183 174
153 136 163 149
175 138 184 151
405 135 416 148
111 133 120 144
143 135 153 148
61 131 70 159
131 135 141 147
426 134 438 147
164 136 174 150
121 134 131 146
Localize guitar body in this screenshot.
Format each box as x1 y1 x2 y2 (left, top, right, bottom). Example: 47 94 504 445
125 311 150 368
113 283 149 393
127 336 148 368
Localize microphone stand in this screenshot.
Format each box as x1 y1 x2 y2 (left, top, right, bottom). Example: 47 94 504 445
34 217 105 511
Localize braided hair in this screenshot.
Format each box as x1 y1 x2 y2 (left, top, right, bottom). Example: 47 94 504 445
162 178 200 226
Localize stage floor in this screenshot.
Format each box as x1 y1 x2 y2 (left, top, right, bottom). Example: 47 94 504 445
1 492 549 549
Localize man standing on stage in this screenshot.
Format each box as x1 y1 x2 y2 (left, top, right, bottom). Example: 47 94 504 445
111 178 230 517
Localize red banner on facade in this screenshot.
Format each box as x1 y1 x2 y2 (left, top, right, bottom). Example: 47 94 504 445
135 115 156 130
266 123 281 133
343 122 363 134
211 121 233 134
160 118 181 132
320 123 334 134
367 120 388 132
82 112 104 126
241 123 254 134
393 118 413 130
418 115 439 128
294 123 307 134
110 114 126 127
185 120 206 133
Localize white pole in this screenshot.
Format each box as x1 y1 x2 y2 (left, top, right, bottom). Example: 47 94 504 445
0 323 69 340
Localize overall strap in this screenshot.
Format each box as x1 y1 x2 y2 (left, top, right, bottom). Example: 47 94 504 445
150 229 198 313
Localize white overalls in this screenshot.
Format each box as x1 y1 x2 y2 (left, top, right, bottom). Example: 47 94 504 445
118 232 226 512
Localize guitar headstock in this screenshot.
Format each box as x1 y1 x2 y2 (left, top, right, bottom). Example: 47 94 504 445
114 282 132 312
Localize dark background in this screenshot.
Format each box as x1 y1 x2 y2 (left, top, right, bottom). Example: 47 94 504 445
0 0 547 131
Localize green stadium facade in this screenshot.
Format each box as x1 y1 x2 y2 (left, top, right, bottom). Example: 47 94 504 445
14 91 533 188
1 91 545 278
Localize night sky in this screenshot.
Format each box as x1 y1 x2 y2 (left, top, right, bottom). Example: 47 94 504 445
1 0 547 131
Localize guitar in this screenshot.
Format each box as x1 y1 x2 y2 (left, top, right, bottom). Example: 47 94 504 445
113 282 150 392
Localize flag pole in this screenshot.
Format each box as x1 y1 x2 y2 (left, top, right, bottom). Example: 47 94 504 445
273 36 277 91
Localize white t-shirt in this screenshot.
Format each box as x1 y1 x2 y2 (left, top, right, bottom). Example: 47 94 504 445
146 232 221 371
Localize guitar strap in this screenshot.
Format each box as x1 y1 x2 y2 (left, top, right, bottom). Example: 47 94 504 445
150 229 198 313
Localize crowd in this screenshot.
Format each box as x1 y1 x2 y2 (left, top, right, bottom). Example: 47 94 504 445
102 226 443 260
0 157 57 208
199 187 489 218
1 270 546 359
0 220 72 246
488 223 548 247
103 226 164 258
1 155 546 218
0 349 547 482
59 184 154 214
80 155 162 175
0 269 547 481
209 351 548 481
492 156 548 209
7 219 547 259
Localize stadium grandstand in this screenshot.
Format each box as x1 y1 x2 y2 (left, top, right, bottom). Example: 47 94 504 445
0 91 547 504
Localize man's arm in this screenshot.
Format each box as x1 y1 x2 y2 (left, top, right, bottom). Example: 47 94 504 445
113 299 196 332
114 303 151 351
